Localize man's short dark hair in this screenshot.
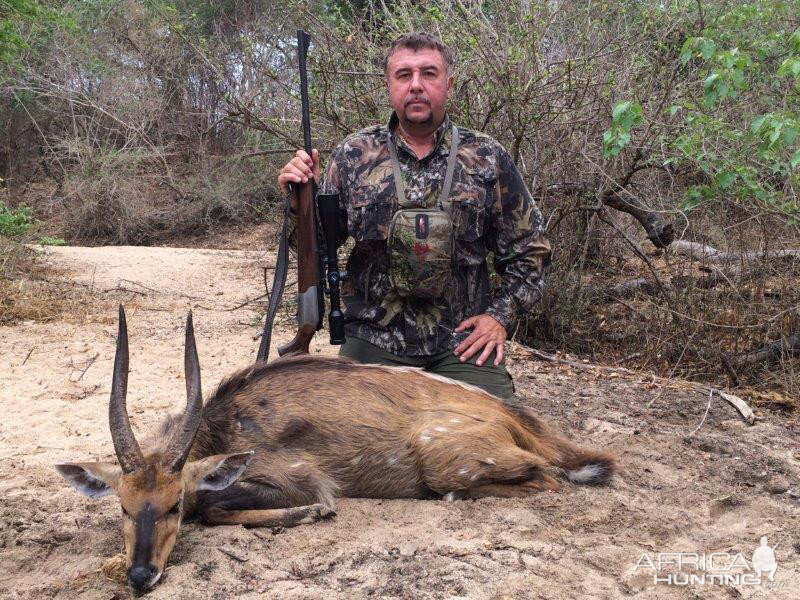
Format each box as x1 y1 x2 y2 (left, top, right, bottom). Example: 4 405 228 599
383 32 454 74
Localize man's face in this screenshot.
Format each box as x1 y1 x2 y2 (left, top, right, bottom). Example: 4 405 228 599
386 47 453 131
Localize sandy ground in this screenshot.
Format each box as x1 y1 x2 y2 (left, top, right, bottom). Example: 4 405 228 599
1 244 799 599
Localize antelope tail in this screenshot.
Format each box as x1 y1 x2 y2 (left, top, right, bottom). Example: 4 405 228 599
505 402 616 486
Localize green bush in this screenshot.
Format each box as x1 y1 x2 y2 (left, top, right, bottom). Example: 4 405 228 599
0 201 36 237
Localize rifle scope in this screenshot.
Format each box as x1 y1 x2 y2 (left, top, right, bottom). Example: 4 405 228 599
317 193 346 345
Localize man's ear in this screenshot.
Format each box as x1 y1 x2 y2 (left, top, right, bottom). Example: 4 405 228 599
184 452 254 492
55 462 121 499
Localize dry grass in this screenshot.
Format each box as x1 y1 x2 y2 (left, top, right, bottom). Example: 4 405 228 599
0 240 93 325
519 211 800 407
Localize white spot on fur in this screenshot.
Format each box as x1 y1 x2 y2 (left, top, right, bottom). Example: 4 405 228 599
349 456 362 466
449 418 462 424
470 472 479 481
434 426 448 433
483 457 496 465
567 463 606 484
289 462 305 468
443 492 456 502
420 430 431 443
387 455 398 465
458 467 469 476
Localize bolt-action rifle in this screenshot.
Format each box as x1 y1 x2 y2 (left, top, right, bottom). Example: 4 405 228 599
256 29 344 362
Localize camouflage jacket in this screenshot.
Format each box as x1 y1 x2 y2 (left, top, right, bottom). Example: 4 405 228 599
300 112 551 356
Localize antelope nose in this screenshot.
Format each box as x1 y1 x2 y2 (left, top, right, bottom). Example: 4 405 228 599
128 564 156 591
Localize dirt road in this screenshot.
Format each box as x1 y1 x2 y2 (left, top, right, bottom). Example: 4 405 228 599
1 245 798 599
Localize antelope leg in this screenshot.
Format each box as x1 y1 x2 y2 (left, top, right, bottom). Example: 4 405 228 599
204 503 335 528
443 475 561 501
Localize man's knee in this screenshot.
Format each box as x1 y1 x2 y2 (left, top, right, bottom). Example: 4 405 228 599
428 351 515 400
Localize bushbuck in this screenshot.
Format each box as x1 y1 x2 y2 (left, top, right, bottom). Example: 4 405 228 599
56 307 615 593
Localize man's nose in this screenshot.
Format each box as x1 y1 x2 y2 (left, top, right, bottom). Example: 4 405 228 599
128 564 157 591
409 71 423 90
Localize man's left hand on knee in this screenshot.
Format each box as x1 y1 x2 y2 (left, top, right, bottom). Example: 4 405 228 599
453 314 507 366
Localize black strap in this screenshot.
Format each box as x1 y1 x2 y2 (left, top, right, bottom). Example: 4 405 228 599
256 195 291 362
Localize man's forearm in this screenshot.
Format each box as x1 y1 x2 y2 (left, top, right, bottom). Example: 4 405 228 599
486 266 547 330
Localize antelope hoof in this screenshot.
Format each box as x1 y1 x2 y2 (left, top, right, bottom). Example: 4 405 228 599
297 503 336 525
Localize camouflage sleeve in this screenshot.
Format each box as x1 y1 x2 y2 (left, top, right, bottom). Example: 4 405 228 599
484 146 552 329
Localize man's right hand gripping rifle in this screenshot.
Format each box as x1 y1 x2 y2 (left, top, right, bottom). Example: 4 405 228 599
278 149 320 205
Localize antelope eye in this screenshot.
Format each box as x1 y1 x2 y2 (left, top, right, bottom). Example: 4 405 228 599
168 501 181 516
121 506 132 519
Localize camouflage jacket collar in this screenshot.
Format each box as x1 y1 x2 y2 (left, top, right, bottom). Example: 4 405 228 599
387 112 453 160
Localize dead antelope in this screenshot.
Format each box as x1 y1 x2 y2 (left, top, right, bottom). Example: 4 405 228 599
57 306 615 593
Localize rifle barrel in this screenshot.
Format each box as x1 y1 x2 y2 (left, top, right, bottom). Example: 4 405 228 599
298 29 313 155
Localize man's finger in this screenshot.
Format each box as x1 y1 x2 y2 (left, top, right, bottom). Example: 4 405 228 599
278 170 304 184
475 340 496 367
458 336 488 362
296 149 313 167
278 170 304 190
454 330 481 354
494 343 504 366
291 157 314 177
286 164 311 182
454 318 474 333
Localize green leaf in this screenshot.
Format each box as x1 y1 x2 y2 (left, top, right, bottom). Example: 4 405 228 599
768 124 782 144
602 130 615 159
789 30 800 54
675 135 692 154
751 114 768 133
777 57 800 77
703 72 720 90
783 125 798 146
612 101 632 122
700 39 716 60
680 38 694 65
791 150 800 170
715 171 735 189
679 188 703 212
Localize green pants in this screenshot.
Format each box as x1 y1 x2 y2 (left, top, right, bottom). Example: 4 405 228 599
338 336 515 400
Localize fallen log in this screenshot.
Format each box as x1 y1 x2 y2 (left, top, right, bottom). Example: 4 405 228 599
730 334 800 368
589 277 660 302
669 240 800 264
671 262 761 290
590 262 755 301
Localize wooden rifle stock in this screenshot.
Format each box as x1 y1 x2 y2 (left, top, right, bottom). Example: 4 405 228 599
277 179 321 356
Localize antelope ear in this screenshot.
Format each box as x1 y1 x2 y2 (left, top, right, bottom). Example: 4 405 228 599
184 452 254 492
55 462 121 499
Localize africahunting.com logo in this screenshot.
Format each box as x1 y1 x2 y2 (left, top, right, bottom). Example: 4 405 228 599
633 535 789 587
